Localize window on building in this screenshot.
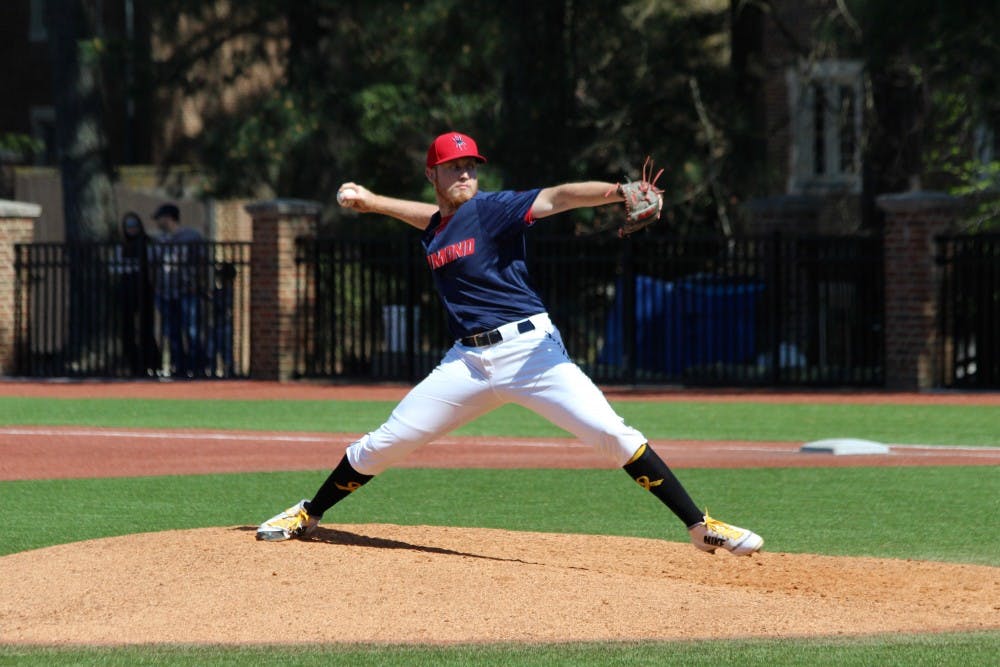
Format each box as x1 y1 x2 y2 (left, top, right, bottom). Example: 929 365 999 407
973 122 996 165
29 0 47 42
30 107 57 165
786 60 863 194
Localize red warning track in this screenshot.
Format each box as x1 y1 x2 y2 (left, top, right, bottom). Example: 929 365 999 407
1 381 997 481
2 379 1000 404
1 426 997 481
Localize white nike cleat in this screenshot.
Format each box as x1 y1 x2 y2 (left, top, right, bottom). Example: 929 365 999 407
256 499 319 541
688 512 763 556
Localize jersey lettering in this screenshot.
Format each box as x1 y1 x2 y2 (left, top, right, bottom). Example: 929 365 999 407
427 238 476 270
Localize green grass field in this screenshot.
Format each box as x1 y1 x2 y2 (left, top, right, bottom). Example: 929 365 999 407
1 395 998 665
2 396 999 445
1 634 997 666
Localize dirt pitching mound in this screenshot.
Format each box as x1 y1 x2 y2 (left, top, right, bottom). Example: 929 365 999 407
2 525 997 645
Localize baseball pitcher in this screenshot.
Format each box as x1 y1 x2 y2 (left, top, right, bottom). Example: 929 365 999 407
257 132 763 556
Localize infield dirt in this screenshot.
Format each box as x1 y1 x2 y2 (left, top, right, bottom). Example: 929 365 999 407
1 381 998 644
1 525 998 644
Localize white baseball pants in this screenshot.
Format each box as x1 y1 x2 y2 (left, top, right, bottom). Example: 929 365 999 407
345 313 647 475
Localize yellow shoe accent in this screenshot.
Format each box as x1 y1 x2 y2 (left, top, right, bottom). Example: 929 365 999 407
703 512 745 541
689 509 763 556
256 500 319 541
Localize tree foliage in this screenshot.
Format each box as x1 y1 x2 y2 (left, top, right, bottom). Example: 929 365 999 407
832 0 999 221
46 0 117 241
149 0 740 234
144 0 998 232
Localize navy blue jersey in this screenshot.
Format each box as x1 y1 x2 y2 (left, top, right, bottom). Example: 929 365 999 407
421 189 545 338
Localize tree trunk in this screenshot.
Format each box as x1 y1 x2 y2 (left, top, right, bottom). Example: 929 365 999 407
499 1 570 189
46 0 116 242
729 0 766 195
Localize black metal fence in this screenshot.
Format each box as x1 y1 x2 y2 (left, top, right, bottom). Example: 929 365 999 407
937 233 1000 388
20 231 1000 388
295 232 885 386
14 241 252 378
294 232 447 382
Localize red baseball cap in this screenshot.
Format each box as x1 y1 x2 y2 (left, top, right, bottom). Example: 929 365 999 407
425 132 487 168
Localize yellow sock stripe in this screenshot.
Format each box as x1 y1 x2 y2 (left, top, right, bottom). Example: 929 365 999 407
625 443 648 466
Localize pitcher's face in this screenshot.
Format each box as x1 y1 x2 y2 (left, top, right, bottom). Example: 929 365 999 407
428 157 479 210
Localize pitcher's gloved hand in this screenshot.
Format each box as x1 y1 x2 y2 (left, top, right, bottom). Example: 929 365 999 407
611 156 664 238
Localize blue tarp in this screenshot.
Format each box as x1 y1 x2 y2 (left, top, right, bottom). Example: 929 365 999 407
599 275 764 375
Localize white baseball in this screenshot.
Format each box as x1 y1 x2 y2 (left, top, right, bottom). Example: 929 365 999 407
337 188 357 206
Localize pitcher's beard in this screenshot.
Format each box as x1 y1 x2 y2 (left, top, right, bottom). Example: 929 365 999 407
437 184 475 210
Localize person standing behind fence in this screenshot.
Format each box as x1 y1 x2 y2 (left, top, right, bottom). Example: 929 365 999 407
208 260 237 376
116 212 160 376
152 203 206 377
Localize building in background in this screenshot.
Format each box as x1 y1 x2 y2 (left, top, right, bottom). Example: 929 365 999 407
0 0 268 241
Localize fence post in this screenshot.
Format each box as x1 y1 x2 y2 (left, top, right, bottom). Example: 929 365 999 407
245 199 321 380
621 236 636 384
0 200 40 376
768 231 783 385
876 191 961 390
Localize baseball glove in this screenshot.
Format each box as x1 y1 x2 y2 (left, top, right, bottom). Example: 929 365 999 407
610 156 664 237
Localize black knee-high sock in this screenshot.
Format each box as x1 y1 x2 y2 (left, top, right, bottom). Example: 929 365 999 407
623 443 704 527
304 455 373 518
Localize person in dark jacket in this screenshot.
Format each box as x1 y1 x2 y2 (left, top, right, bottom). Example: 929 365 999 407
117 212 160 376
152 202 206 377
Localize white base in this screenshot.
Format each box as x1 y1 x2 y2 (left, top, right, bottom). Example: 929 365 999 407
800 438 890 455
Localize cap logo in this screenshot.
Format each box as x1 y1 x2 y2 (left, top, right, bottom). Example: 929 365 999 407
452 135 467 151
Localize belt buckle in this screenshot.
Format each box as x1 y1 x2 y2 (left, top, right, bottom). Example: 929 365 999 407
465 318 535 347
465 330 495 347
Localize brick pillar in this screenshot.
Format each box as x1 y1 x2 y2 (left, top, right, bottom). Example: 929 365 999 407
877 191 961 390
0 200 40 375
211 198 253 242
245 199 321 380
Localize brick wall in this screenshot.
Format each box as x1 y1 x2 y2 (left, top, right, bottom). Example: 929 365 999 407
14 167 242 242
212 198 253 242
245 199 320 380
0 200 40 374
877 192 961 389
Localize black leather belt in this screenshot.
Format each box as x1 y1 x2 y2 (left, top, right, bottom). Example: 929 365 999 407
460 319 536 347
